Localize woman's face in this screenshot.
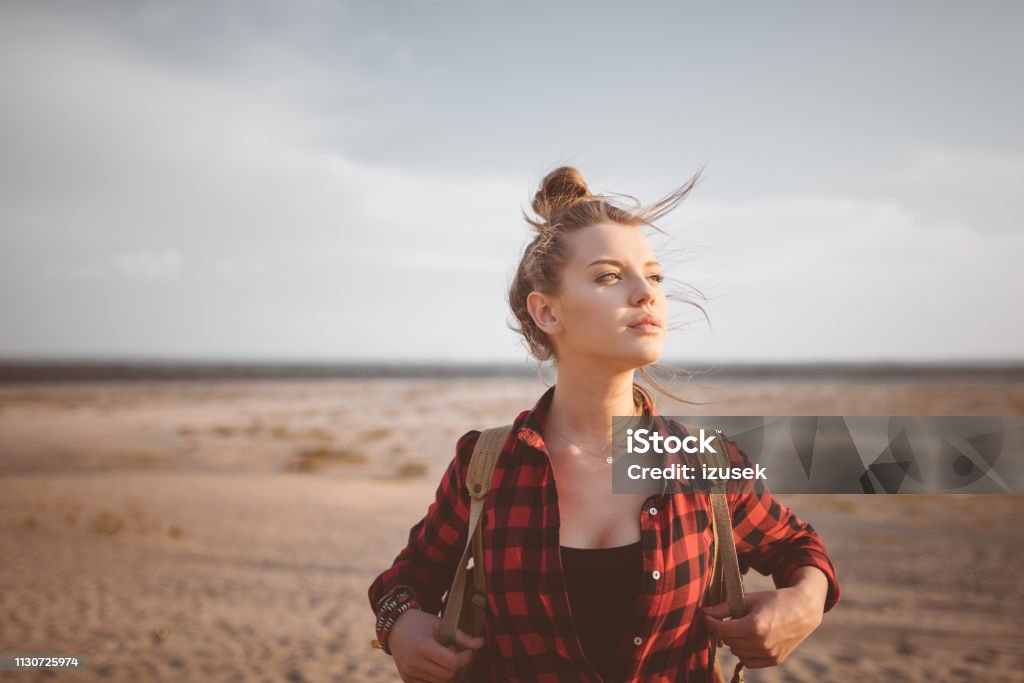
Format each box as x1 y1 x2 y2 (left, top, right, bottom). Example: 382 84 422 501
530 222 668 370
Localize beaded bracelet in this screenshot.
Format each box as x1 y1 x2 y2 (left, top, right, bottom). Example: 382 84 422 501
375 586 415 618
376 589 415 632
376 600 417 654
374 587 420 655
376 587 413 618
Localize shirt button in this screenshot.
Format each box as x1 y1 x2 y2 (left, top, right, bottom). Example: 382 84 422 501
648 507 658 516
633 636 643 646
652 570 661 580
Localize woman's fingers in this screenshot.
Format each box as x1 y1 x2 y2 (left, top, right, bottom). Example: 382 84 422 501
417 641 461 677
413 638 478 680
451 646 476 669
452 628 485 651
405 656 452 683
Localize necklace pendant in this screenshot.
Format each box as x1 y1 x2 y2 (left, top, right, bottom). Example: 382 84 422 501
606 455 614 464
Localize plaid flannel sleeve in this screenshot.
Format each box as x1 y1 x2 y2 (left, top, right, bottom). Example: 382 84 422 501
368 429 481 619
720 434 842 613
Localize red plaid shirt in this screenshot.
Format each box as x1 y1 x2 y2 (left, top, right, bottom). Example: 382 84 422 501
368 385 841 682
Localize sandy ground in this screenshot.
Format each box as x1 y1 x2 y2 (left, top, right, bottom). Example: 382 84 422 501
0 377 1022 682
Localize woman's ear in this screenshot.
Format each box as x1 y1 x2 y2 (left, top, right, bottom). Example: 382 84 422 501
526 291 562 336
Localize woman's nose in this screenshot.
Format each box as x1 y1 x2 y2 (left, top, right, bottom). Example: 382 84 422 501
631 275 658 306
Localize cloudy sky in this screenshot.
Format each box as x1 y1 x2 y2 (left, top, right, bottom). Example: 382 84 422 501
1 1 1021 364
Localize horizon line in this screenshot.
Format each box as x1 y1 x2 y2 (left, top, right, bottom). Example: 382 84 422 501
1 357 1022 382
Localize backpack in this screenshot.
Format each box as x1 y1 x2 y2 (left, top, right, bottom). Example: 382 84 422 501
437 424 747 683
687 425 748 683
437 425 512 682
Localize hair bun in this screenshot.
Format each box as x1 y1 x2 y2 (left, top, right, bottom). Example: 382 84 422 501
531 166 591 225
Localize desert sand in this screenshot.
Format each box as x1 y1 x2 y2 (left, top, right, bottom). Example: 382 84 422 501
1 376 1022 682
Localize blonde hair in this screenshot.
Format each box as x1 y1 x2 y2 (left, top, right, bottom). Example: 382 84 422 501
507 165 712 408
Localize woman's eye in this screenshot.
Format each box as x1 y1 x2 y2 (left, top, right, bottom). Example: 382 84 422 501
597 272 663 284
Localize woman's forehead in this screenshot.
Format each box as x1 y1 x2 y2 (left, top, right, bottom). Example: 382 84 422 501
565 223 658 264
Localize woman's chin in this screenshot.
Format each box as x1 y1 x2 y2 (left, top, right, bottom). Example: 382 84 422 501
622 342 664 367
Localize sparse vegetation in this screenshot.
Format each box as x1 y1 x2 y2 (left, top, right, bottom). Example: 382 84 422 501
125 452 163 469
291 447 366 472
93 511 125 536
393 461 428 479
361 426 393 442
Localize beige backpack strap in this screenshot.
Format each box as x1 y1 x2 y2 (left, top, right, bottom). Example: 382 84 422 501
684 424 747 683
437 425 512 648
707 430 747 621
707 510 727 683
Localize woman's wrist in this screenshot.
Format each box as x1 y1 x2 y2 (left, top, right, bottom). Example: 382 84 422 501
788 566 829 613
375 586 421 655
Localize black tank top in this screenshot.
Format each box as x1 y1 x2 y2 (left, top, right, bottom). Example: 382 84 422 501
560 540 643 682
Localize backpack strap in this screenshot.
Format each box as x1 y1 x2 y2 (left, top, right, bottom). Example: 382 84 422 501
683 424 747 683
437 425 512 648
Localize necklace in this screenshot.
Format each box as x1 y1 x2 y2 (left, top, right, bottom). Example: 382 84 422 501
544 405 643 464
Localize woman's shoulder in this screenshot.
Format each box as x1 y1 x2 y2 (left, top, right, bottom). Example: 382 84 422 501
450 423 518 483
450 429 483 481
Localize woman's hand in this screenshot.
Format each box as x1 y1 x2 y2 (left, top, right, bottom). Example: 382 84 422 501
388 608 485 683
701 566 829 669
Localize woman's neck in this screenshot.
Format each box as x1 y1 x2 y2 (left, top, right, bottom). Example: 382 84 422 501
545 364 638 444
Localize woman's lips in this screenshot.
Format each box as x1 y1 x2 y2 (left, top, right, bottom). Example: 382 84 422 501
628 323 662 334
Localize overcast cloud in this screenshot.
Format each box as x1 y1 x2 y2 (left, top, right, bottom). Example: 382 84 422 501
1 1 1021 363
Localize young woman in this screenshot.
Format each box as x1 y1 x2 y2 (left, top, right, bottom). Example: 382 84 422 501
368 166 841 682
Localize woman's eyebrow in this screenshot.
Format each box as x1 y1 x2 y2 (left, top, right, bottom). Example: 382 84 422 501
586 258 661 268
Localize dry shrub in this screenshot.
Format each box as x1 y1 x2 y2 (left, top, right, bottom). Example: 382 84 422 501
292 447 367 472
393 461 428 479
93 511 124 535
